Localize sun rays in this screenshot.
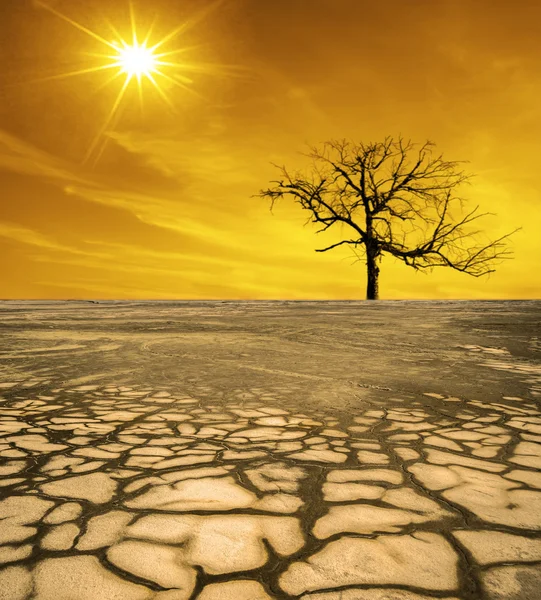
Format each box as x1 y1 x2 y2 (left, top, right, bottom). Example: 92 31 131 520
32 0 225 165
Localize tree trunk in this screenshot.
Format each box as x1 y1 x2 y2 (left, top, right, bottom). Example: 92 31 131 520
366 251 380 300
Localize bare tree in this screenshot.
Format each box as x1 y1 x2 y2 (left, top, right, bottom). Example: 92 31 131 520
257 137 518 299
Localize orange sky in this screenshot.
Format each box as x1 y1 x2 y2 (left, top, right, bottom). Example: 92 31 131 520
0 0 539 299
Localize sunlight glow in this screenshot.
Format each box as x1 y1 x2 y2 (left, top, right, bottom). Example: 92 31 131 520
33 0 226 165
115 41 158 80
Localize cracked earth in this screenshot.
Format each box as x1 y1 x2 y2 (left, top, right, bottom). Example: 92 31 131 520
0 300 540 599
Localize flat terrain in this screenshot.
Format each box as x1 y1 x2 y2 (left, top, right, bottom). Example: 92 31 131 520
0 300 540 600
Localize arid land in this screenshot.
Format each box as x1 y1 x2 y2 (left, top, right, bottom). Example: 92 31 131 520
0 300 540 600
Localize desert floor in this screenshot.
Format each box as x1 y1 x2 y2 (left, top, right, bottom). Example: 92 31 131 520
0 300 540 600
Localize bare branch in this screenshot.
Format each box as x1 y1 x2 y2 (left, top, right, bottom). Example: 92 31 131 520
315 239 361 253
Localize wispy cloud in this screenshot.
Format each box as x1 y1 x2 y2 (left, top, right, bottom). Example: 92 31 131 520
0 130 90 187
0 128 250 253
0 222 81 254
1 219 349 299
0 127 287 258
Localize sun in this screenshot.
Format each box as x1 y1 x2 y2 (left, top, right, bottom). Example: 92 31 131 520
32 0 226 164
115 41 158 81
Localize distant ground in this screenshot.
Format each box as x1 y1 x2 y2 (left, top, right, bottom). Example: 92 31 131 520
0 300 540 600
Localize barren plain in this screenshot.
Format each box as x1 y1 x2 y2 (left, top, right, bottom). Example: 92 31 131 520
0 300 540 600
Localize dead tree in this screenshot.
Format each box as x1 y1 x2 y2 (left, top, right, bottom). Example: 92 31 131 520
257 137 518 299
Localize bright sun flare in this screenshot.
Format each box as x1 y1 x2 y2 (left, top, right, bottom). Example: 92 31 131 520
115 41 158 80
33 0 226 164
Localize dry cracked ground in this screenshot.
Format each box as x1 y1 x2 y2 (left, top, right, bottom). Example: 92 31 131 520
0 300 540 600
